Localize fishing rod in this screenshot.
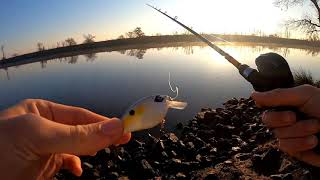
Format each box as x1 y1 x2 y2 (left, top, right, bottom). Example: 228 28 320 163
146 4 295 92
147 4 320 153
146 4 241 69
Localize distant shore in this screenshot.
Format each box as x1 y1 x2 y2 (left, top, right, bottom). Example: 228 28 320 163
1 34 319 69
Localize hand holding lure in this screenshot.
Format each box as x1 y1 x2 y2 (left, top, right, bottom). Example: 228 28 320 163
121 74 187 133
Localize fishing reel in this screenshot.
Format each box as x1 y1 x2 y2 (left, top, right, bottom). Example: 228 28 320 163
239 53 320 153
238 52 294 92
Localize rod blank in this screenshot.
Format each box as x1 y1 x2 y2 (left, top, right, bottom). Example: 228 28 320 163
147 4 242 69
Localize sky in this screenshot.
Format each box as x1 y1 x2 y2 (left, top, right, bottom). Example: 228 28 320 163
0 0 308 55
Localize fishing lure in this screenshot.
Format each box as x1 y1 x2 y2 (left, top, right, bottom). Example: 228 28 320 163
121 74 187 133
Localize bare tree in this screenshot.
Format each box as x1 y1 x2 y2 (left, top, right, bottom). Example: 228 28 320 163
83 34 95 44
274 0 320 37
37 42 45 51
284 26 292 38
126 32 135 38
133 27 145 37
125 27 146 38
255 29 266 37
117 35 125 39
1 45 5 59
309 33 320 41
65 38 77 46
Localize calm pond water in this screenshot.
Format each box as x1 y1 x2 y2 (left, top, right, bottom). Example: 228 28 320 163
0 44 319 130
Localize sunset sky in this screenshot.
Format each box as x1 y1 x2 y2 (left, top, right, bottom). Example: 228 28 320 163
0 0 308 55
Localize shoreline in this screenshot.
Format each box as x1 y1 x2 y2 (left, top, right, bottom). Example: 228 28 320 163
1 35 319 69
56 97 319 179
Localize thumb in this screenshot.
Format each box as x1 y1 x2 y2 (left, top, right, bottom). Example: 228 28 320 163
39 118 124 155
251 85 317 108
61 154 82 177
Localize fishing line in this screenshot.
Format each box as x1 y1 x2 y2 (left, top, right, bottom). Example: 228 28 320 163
147 4 242 69
168 72 179 100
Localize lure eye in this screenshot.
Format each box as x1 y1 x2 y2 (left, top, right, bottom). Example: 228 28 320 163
154 95 164 102
129 110 135 116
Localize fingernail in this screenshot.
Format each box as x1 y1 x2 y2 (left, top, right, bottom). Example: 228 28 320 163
307 136 317 145
76 166 83 177
101 118 122 135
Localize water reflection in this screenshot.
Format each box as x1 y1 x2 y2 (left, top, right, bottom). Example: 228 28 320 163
54 56 79 64
115 46 197 59
1 43 319 72
234 45 291 58
1 68 10 80
84 53 97 62
306 48 320 57
113 44 309 60
237 44 320 58
0 44 319 130
117 49 147 59
66 56 79 64
40 60 47 69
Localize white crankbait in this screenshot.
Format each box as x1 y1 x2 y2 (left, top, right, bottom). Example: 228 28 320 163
122 73 187 133
121 95 187 133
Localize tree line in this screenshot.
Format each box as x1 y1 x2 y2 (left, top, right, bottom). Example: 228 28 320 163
0 27 146 59
36 34 95 52
117 27 145 39
34 27 147 53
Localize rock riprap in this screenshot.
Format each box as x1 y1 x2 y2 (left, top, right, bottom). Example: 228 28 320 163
56 98 320 180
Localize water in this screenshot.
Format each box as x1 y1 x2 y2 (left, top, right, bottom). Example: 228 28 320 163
0 43 319 130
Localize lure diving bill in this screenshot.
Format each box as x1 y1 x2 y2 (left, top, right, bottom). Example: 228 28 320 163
121 95 187 133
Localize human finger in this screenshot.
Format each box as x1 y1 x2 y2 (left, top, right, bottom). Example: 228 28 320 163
274 119 320 138
13 99 112 125
278 135 318 153
251 85 318 108
116 132 132 145
88 132 131 155
61 154 83 177
13 115 125 156
292 150 320 167
262 111 296 128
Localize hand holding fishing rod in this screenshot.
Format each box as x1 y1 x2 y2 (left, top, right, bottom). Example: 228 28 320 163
252 85 320 166
147 4 320 158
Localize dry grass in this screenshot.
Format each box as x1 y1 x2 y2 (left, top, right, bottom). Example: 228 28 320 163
293 68 320 87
